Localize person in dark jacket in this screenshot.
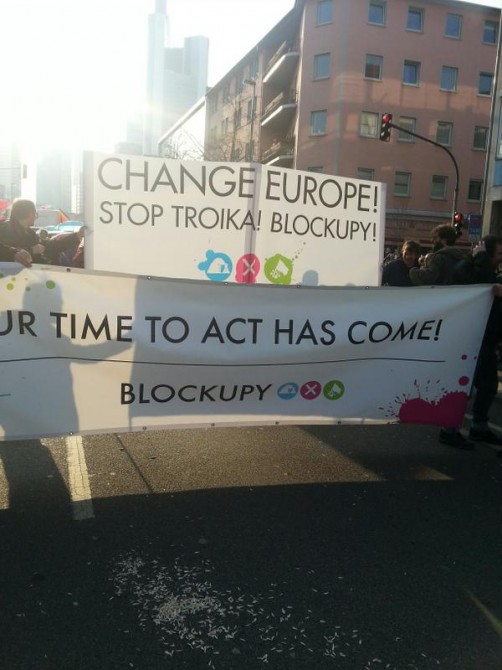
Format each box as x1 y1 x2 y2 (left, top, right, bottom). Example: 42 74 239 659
465 235 502 450
382 240 420 286
409 224 467 286
410 224 474 449
0 242 32 266
0 199 83 265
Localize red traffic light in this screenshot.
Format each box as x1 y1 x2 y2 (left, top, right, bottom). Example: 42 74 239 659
453 212 463 224
379 113 393 141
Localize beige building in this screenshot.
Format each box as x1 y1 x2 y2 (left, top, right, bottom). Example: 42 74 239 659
205 0 500 249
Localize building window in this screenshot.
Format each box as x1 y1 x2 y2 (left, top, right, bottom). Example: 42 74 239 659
445 13 462 39
313 53 331 79
317 0 333 25
497 102 502 159
308 166 324 172
365 54 383 80
436 121 453 146
478 72 494 96
483 20 498 45
440 66 458 92
245 141 255 161
234 106 242 129
473 126 488 151
403 60 420 86
223 84 230 103
236 71 244 94
368 1 386 25
394 172 411 197
397 116 416 141
249 58 259 79
431 175 448 200
468 179 483 201
406 8 423 32
247 97 256 122
311 110 327 135
359 111 379 138
357 167 375 181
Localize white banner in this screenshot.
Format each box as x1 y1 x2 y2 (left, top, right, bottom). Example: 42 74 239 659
0 265 492 440
84 152 385 286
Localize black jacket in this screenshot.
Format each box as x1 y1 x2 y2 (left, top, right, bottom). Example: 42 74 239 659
409 246 467 286
0 221 80 264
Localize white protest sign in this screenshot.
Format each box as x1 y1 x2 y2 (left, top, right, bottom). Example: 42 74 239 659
0 265 491 440
84 152 385 286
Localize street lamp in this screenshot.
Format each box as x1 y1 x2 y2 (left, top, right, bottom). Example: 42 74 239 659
244 78 257 160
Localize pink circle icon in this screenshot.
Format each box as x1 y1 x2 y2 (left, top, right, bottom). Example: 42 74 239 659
300 380 322 400
236 254 260 283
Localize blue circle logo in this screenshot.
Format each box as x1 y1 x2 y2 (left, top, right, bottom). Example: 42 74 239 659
277 382 299 400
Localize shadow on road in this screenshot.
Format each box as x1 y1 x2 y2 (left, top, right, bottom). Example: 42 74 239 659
0 428 502 669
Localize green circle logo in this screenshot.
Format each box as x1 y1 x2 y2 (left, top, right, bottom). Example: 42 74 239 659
323 379 345 400
263 254 293 285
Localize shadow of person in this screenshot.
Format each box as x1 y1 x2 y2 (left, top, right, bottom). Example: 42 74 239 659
0 439 71 523
302 270 319 286
0 270 130 439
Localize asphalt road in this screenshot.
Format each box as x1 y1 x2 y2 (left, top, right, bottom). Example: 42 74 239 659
1 407 502 669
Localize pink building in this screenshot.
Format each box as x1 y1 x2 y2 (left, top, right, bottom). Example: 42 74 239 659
205 0 500 248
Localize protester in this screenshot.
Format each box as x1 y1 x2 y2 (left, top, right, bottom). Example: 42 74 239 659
409 224 467 286
0 242 32 266
0 198 83 265
410 224 473 449
463 236 502 451
382 240 420 286
71 238 85 268
38 228 50 243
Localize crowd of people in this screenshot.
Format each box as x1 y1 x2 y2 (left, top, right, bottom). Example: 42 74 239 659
382 225 502 454
0 198 84 268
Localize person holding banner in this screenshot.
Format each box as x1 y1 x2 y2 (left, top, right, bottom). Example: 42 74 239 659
464 236 502 451
409 224 467 287
381 240 420 286
409 224 475 449
0 242 32 266
0 198 83 266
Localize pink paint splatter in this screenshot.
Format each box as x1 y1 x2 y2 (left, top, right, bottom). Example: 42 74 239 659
397 391 469 428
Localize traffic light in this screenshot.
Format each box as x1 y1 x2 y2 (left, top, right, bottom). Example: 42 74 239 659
379 113 393 141
453 211 464 237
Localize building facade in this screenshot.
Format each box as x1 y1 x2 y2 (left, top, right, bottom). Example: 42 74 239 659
205 0 500 249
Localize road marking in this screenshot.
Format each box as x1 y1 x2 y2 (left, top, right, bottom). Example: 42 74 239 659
66 435 94 521
0 457 9 510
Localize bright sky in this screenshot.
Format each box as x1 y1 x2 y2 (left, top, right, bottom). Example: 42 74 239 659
1 0 294 154
1 0 499 155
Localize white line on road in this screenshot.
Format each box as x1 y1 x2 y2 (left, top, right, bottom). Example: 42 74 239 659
0 457 9 510
66 434 95 521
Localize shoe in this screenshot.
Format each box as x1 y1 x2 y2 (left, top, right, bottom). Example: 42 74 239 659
469 428 502 446
439 429 474 450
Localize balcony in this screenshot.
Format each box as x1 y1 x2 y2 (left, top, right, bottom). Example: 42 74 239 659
262 138 295 167
263 41 300 87
260 90 298 130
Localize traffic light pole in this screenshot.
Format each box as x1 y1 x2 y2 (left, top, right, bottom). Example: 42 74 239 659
386 121 459 224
